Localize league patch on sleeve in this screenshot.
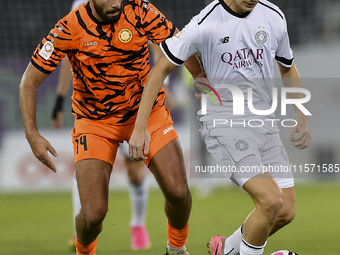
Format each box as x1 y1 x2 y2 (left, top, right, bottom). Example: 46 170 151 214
38 41 54 60
170 31 182 44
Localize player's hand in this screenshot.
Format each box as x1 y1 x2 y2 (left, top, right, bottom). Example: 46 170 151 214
27 133 58 172
289 115 311 149
193 76 210 100
129 128 150 162
52 110 63 129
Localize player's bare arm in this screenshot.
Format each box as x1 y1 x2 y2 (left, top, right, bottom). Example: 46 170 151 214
278 62 311 149
185 55 209 100
19 63 58 172
148 43 175 109
129 55 177 161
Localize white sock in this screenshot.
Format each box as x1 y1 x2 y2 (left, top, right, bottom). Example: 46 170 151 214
223 226 243 255
168 244 186 250
239 238 266 255
72 174 81 234
129 177 149 226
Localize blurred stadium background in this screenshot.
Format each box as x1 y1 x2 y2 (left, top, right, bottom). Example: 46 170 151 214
0 0 340 254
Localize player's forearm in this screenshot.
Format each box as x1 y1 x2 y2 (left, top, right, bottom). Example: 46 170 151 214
135 56 176 130
19 78 39 139
184 55 205 79
279 63 307 115
135 71 167 129
279 63 302 90
19 63 49 138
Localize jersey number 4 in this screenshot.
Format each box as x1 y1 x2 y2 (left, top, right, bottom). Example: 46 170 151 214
75 135 88 154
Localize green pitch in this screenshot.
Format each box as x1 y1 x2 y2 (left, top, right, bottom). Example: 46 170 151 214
0 182 339 255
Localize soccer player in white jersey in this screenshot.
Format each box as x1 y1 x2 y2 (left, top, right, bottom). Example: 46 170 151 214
129 0 311 255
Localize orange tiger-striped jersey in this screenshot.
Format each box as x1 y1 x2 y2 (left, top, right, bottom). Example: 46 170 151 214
31 0 175 124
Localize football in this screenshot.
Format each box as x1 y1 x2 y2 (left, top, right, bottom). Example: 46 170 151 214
270 251 298 255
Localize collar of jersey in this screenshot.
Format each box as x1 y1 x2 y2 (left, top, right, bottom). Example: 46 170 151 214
219 0 251 18
86 2 113 26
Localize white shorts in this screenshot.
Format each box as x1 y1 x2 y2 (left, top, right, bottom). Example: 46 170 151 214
118 141 130 158
198 120 294 189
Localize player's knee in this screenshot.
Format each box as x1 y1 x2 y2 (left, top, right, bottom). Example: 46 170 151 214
259 193 284 223
165 186 191 205
82 207 108 228
128 172 144 185
286 206 296 223
277 205 296 226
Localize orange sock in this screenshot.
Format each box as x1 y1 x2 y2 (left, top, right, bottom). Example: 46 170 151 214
75 237 97 255
167 220 189 248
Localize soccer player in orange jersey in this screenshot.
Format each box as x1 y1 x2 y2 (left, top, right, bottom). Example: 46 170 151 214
51 0 175 251
19 1 203 254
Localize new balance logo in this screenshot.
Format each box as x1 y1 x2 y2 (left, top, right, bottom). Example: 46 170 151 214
84 41 97 47
218 36 230 45
163 126 174 135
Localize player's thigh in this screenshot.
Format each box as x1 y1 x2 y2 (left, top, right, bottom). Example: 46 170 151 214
75 159 113 216
141 106 188 194
261 133 294 189
72 132 119 212
149 138 189 196
145 107 187 187
199 122 264 184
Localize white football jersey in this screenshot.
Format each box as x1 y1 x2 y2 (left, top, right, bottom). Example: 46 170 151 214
71 0 87 11
161 0 294 121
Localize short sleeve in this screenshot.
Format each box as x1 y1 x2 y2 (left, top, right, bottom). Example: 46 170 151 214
31 15 74 74
139 1 175 44
160 19 201 66
275 16 294 67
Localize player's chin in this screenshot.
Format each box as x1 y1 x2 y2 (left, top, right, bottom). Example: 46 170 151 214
105 12 121 23
243 2 257 11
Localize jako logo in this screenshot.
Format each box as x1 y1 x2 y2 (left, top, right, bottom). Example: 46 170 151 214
84 41 97 47
200 84 312 116
163 126 174 135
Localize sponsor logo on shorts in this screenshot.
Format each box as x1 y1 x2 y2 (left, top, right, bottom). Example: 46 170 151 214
235 140 249 151
163 126 174 135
